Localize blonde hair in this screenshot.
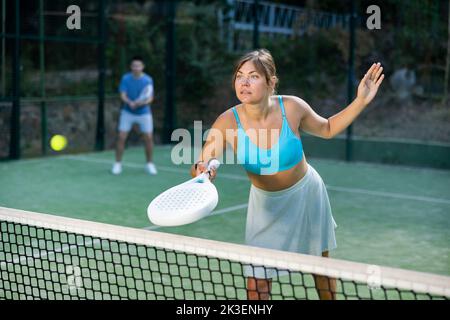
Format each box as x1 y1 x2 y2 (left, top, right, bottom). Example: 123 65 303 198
232 48 279 95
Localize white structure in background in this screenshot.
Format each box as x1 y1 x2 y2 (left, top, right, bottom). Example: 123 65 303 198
389 68 417 100
218 0 352 52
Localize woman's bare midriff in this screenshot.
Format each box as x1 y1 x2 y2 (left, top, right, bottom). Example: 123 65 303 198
246 156 309 191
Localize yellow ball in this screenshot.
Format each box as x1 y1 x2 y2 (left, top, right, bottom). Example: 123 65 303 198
50 135 68 151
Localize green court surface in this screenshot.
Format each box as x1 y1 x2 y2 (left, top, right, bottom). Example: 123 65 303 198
0 145 449 277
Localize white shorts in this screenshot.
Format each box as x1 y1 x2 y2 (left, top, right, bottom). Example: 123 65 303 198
118 109 153 134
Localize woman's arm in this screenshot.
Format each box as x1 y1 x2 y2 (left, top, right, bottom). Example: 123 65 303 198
190 111 231 178
297 63 384 139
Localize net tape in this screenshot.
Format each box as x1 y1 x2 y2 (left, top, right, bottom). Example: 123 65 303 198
1 207 449 300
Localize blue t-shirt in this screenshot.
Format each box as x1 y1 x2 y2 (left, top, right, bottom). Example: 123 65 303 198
119 72 153 115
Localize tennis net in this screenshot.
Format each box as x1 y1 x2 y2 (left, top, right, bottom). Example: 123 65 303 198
1 206 449 300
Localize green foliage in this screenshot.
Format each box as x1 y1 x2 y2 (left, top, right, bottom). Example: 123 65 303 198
105 13 166 95
104 1 234 110
260 29 347 99
175 2 234 104
11 0 448 101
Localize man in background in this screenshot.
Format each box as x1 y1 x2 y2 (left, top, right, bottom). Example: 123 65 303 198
112 56 157 175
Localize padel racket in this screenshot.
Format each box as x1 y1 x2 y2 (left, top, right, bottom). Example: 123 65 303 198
136 84 153 103
147 159 220 226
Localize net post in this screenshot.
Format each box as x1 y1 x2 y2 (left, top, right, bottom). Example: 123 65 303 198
253 0 259 49
345 0 357 162
95 0 107 151
39 0 47 155
10 0 21 160
163 0 177 144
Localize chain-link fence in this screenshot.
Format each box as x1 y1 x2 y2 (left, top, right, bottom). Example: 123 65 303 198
1 0 449 167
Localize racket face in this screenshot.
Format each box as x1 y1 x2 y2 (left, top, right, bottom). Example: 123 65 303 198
138 85 153 101
152 183 214 211
148 174 218 226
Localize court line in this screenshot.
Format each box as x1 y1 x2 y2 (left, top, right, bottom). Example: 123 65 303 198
326 185 450 205
0 203 249 268
63 155 450 205
62 155 248 181
0 239 100 268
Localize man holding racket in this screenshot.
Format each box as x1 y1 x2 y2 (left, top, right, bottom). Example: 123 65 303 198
112 56 157 175
191 49 384 300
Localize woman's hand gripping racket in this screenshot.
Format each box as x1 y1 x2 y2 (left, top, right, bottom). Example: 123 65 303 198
147 159 220 226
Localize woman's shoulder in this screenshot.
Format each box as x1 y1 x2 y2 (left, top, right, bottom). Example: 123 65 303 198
278 94 308 106
277 95 308 123
213 105 241 129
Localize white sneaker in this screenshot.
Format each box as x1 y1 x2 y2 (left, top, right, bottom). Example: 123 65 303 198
112 162 122 175
145 162 157 175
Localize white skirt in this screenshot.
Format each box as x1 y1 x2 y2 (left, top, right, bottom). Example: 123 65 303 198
244 164 337 278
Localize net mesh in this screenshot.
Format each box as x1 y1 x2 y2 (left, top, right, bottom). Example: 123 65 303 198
1 207 449 300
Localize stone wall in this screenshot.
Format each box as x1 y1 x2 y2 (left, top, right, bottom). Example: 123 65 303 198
0 104 11 158
0 88 231 159
2 82 447 160
0 97 163 158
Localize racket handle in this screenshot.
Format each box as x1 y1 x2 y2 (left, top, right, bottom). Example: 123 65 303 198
207 159 220 171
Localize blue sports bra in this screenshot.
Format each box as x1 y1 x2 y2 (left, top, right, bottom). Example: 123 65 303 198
232 95 304 175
